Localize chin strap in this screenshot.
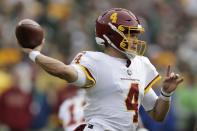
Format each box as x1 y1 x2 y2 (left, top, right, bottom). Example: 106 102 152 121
95 37 105 46
126 53 135 59
102 34 135 59
95 22 137 59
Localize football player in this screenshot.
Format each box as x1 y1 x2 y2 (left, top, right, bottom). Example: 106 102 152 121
22 8 183 131
58 87 85 131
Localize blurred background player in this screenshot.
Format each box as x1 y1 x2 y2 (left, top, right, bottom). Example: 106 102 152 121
58 85 85 131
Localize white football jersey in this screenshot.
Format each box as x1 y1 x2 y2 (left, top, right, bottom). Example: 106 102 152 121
71 51 161 131
58 90 85 131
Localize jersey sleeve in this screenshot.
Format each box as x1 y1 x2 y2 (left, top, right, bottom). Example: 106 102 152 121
141 88 158 111
142 57 161 94
70 52 96 88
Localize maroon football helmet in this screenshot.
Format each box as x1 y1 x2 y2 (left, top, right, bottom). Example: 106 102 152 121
95 8 146 57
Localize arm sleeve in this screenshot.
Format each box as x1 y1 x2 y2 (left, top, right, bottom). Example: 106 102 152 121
142 88 158 111
142 57 161 94
70 52 96 88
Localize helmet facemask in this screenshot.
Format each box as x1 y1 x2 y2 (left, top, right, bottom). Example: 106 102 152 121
107 23 146 57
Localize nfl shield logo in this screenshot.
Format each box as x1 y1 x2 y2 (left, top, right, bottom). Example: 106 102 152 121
127 69 132 76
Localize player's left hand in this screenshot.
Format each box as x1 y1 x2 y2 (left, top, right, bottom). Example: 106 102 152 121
162 65 184 94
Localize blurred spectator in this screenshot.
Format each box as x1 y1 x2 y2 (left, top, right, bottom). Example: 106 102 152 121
177 19 197 73
181 0 197 17
0 63 33 131
174 71 197 131
0 86 33 131
30 88 52 130
0 69 12 95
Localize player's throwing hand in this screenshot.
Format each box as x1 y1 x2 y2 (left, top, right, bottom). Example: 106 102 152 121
22 39 45 54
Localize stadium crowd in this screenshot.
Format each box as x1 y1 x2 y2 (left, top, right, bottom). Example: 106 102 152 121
0 0 196 131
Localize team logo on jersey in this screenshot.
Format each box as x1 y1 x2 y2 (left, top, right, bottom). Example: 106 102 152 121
127 69 132 76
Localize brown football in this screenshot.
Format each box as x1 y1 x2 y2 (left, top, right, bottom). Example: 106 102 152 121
15 19 44 49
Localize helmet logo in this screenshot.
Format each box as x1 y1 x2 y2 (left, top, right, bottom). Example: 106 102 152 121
120 42 126 48
110 13 118 23
118 26 125 32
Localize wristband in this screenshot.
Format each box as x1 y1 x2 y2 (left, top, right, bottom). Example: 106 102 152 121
160 94 171 101
161 88 174 97
29 51 41 62
160 88 173 101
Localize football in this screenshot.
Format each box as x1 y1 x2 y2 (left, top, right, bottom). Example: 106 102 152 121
15 19 44 49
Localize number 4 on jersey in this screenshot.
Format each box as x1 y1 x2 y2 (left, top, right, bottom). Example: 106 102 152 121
125 83 139 123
